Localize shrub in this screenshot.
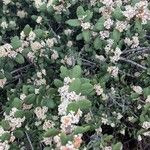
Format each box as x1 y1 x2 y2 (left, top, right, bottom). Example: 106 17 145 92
0 0 150 149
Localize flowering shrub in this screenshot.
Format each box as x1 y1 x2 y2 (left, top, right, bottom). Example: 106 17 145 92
0 0 150 149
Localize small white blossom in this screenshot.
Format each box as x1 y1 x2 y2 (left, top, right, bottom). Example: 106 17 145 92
1 21 8 29
107 66 119 77
132 85 142 94
36 16 42 24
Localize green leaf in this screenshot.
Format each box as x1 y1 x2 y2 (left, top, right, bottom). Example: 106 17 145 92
39 4 47 12
112 29 121 43
67 102 79 112
12 98 22 109
112 142 123 150
134 19 142 33
43 147 51 150
81 83 93 95
71 65 82 78
94 37 103 50
82 30 91 42
34 29 44 38
41 99 55 109
67 99 92 112
60 66 69 78
44 128 59 137
13 130 24 138
24 94 36 104
143 87 150 97
94 17 104 31
74 126 90 134
84 10 93 21
69 78 81 93
15 54 25 64
14 110 25 118
113 7 124 20
77 99 92 111
1 120 10 130
11 36 22 49
76 33 83 40
54 79 63 88
66 19 80 27
0 133 11 141
60 133 72 145
76 6 85 18
23 25 31 36
0 72 5 79
104 135 113 142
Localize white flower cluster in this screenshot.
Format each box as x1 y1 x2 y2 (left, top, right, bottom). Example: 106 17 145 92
81 22 91 30
142 121 150 130
145 95 150 103
110 47 122 63
4 108 25 131
0 78 7 88
101 113 116 128
33 0 68 14
34 106 48 120
34 69 47 86
58 77 85 115
124 34 139 48
54 134 83 150
60 110 82 133
132 85 143 94
94 84 104 96
115 21 128 32
107 66 119 78
0 141 10 150
123 1 150 24
0 44 17 58
42 120 55 131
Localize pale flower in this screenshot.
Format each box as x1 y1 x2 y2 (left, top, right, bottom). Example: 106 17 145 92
132 85 142 94
51 50 59 60
17 10 27 18
3 0 11 5
142 121 150 130
1 21 8 29
31 41 42 51
0 78 7 88
0 141 10 150
28 31 36 41
34 106 48 120
36 16 42 24
81 22 91 30
43 120 55 131
73 134 82 149
107 66 119 77
146 95 150 103
94 84 103 96
123 5 136 20
20 93 26 100
104 18 114 29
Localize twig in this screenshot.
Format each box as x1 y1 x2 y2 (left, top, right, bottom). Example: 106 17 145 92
127 49 150 59
81 58 97 65
122 47 150 54
118 70 135 78
11 64 32 74
119 57 147 70
25 131 34 150
46 22 61 44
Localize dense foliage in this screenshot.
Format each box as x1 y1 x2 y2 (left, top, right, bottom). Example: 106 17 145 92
0 0 150 149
